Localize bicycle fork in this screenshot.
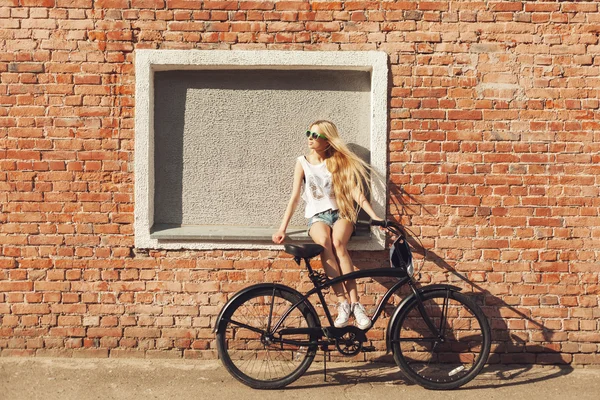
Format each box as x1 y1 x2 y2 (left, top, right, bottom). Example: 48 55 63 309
409 281 447 342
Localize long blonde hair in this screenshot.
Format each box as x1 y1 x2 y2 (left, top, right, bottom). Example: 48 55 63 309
310 120 372 223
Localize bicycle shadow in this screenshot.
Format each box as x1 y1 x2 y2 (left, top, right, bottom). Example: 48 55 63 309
292 362 413 389
291 362 572 390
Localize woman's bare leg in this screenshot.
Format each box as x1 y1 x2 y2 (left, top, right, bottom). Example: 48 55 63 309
309 221 346 302
331 219 358 304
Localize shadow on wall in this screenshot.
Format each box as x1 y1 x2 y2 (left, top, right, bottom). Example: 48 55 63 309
379 182 569 365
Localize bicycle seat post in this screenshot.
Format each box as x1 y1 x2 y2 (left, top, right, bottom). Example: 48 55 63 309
303 258 315 275
293 256 315 273
293 256 319 284
304 258 328 289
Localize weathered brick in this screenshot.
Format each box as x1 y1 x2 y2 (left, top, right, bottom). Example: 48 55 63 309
12 304 50 315
275 1 309 11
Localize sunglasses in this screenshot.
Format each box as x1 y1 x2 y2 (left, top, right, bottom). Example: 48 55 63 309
306 130 328 140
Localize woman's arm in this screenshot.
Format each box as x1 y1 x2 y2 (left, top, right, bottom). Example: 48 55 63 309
352 187 383 221
272 160 304 244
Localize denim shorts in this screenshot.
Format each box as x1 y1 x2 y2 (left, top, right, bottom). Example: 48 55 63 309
307 209 340 234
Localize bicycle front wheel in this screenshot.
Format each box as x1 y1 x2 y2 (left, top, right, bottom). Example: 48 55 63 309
216 285 319 389
391 289 491 390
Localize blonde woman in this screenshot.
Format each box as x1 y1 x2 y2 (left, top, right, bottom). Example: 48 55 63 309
272 120 383 330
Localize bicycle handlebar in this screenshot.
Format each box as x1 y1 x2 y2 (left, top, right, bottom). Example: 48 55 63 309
369 219 404 235
369 219 387 227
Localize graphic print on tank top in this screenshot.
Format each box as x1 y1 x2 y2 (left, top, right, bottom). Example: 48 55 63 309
307 174 335 200
298 155 338 218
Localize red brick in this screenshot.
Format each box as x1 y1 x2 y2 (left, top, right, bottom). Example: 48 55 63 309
56 0 92 7
345 1 379 11
12 304 50 314
524 3 559 12
418 2 448 11
311 1 342 11
275 1 309 11
18 259 53 269
49 327 86 337
160 259 196 269
94 0 129 8
0 259 17 269
162 328 196 338
240 1 274 10
448 110 483 120
21 0 55 5
72 349 110 358
165 0 202 9
196 260 234 269
381 1 415 10
87 328 123 337
306 21 340 31
204 1 238 9
233 260 270 269
124 328 161 338
490 2 523 12
0 282 33 291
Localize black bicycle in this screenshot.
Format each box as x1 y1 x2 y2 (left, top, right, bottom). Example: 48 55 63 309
214 220 491 390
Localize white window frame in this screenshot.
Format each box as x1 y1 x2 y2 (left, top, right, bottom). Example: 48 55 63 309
134 50 388 250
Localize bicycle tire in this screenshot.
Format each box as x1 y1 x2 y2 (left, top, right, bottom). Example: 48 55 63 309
216 285 319 389
391 289 491 390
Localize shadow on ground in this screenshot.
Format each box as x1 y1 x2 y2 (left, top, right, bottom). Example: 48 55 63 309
292 362 574 390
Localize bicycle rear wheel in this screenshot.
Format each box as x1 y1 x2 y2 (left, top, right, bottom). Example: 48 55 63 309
391 289 491 390
216 285 319 389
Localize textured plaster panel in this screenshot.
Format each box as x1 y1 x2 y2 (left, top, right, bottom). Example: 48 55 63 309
134 50 388 250
153 69 371 227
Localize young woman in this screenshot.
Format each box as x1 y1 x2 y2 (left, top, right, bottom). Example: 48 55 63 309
272 120 383 330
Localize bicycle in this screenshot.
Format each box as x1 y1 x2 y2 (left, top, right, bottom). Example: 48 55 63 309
214 220 491 390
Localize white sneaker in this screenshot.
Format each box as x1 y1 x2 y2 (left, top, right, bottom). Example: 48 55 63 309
352 302 372 330
334 301 351 328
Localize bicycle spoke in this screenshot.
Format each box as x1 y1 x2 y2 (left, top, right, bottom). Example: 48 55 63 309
439 292 449 338
392 290 490 389
267 287 276 333
217 287 318 388
227 319 266 336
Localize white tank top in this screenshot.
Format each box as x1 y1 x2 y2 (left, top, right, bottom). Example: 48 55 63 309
298 156 338 218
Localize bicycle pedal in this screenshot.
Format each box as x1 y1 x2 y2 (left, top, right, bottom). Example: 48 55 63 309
361 345 376 352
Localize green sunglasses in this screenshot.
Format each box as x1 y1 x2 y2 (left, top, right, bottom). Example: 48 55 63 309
306 130 328 140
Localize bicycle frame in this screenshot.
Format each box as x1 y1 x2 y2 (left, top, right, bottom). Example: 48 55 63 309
214 223 459 351
270 257 413 336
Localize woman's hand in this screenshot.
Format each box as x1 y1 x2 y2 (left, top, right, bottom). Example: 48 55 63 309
272 230 286 244
370 217 386 231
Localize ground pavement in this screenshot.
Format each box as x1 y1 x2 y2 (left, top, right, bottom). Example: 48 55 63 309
1 357 599 400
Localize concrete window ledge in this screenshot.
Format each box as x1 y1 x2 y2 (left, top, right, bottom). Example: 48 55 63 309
135 50 388 251
150 224 372 243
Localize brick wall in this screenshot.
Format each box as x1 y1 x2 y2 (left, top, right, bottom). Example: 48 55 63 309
1 1 599 364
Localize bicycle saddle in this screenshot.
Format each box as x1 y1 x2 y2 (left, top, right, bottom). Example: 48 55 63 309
284 243 324 259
